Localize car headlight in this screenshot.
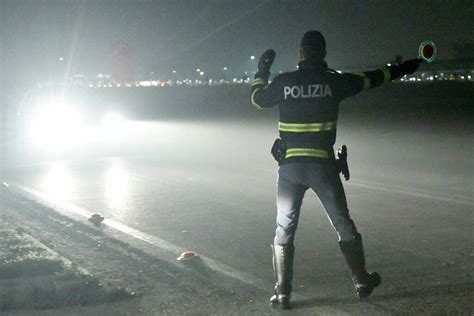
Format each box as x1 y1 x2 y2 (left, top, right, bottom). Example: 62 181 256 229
28 101 83 147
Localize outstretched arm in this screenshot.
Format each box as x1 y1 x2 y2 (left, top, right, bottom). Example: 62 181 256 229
250 49 281 109
339 59 420 99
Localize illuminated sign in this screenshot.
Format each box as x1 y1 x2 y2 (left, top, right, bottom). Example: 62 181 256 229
419 40 437 63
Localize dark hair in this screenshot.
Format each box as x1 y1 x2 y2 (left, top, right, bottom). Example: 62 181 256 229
300 31 326 60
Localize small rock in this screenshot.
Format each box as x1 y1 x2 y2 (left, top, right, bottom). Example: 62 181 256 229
88 213 105 226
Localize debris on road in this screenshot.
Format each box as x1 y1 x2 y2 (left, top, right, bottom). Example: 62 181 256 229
177 251 199 261
88 213 105 226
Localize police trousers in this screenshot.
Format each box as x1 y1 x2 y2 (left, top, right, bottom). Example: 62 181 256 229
274 160 358 245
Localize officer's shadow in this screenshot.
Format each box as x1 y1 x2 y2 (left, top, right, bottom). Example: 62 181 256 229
291 281 473 310
291 296 355 309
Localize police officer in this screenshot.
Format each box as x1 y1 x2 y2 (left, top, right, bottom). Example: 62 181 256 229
250 31 419 310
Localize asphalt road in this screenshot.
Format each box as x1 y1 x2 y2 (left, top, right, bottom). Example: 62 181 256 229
2 107 473 314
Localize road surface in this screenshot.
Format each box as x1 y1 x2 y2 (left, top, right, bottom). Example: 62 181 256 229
1 84 473 314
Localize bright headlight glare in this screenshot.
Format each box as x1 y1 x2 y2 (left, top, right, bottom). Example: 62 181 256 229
29 104 83 147
102 112 124 127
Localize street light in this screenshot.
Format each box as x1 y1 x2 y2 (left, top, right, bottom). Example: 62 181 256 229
250 56 255 60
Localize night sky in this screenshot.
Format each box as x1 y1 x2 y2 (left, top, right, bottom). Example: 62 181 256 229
1 0 472 81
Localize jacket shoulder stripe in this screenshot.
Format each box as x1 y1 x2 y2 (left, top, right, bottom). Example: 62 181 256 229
251 87 264 109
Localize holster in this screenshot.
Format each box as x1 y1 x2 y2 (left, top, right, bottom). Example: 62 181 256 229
337 145 350 181
271 138 287 162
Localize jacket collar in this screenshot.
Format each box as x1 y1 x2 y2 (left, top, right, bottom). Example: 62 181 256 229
298 59 328 70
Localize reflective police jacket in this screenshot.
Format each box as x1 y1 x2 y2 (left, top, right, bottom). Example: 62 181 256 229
250 59 395 165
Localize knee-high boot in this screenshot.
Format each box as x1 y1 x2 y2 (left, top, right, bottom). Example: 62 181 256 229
270 244 295 310
339 233 381 298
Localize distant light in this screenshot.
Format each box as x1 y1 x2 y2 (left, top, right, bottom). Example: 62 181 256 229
223 67 228 70
196 68 201 72
199 71 204 76
244 71 248 75
250 56 255 60
387 63 391 66
139 81 152 87
59 57 64 61
172 70 176 74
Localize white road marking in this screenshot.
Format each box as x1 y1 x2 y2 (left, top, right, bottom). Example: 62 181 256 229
9 182 349 316
348 179 474 207
224 165 473 207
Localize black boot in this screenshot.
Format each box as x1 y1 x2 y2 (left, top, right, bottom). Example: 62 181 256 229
270 244 295 310
339 233 381 299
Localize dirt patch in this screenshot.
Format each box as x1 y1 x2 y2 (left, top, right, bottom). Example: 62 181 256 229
0 216 133 311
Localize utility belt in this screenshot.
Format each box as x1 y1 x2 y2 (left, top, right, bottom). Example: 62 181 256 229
271 139 350 180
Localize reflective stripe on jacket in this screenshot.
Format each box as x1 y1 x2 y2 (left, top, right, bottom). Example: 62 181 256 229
250 59 393 164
